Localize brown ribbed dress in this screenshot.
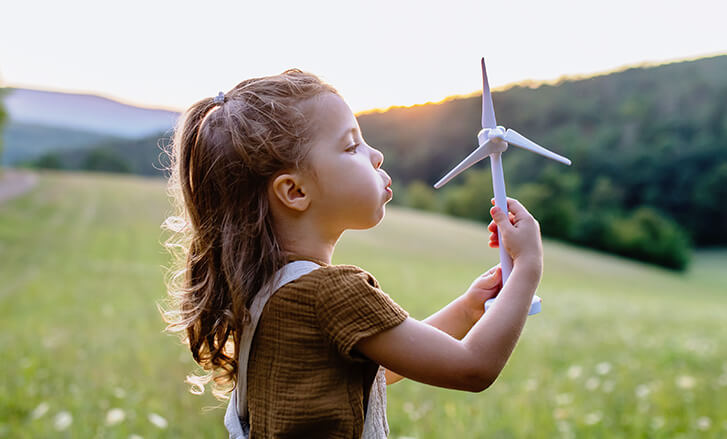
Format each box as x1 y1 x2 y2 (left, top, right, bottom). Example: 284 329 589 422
246 257 409 438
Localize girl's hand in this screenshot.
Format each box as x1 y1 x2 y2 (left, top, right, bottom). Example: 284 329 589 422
463 265 502 321
487 197 543 267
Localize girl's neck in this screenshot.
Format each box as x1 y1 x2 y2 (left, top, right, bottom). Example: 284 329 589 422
269 184 346 266
276 217 341 266
282 241 336 266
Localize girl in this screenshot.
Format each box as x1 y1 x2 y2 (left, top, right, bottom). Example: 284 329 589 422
161 69 543 438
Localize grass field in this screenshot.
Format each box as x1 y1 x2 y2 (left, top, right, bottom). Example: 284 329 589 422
1 170 725 438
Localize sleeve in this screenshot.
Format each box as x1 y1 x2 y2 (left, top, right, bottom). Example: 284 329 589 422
315 265 409 362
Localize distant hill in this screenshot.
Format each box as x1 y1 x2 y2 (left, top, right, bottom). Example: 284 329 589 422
24 131 171 177
1 122 121 165
3 88 179 137
1 88 180 165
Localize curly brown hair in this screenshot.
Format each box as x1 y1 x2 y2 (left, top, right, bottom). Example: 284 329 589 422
159 69 338 399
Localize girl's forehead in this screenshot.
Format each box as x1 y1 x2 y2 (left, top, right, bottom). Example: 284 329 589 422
305 93 357 143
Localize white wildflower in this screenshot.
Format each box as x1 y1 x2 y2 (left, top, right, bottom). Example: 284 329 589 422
567 365 582 380
635 384 650 399
651 416 665 429
30 402 49 420
113 387 127 399
602 380 615 393
553 407 569 420
585 377 600 391
676 375 696 389
129 435 144 439
555 393 573 405
53 411 73 431
596 362 612 375
696 416 711 431
404 402 425 421
584 411 602 425
556 420 574 439
148 413 168 429
406 400 433 421
524 378 538 392
556 420 570 432
717 374 727 387
637 400 650 413
106 408 126 425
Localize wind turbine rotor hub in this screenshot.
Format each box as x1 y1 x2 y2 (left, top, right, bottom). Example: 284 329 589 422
477 126 508 149
489 126 506 139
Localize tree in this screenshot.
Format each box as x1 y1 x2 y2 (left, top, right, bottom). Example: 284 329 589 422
33 152 65 169
441 169 493 222
0 86 7 176
406 180 438 211
513 168 581 241
692 163 727 244
81 147 133 174
605 207 691 270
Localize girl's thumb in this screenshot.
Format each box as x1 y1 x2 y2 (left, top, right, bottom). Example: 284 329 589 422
490 206 512 232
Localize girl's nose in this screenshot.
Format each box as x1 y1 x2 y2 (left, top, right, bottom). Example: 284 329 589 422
370 145 384 169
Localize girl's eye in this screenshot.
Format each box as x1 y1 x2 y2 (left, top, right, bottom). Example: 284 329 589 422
346 143 360 153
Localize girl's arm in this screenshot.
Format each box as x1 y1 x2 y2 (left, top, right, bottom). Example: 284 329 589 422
384 265 502 385
359 198 543 392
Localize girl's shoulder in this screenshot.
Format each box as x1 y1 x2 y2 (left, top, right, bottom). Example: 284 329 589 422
285 255 380 288
278 255 408 361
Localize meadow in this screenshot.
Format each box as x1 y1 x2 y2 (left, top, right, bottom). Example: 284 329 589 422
1 170 725 438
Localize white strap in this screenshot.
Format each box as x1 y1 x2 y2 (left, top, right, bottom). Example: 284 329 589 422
362 367 389 438
237 260 322 418
224 260 322 439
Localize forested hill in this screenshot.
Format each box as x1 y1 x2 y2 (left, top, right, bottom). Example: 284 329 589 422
359 55 727 188
357 54 727 261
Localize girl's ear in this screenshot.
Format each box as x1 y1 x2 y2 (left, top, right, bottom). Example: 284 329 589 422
271 172 311 212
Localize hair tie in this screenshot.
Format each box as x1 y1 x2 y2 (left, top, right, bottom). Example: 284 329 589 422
213 91 225 104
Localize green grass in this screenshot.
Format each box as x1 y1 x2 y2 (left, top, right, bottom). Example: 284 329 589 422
1 170 725 438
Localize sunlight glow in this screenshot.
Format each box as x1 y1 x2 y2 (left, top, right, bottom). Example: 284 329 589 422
1 0 725 113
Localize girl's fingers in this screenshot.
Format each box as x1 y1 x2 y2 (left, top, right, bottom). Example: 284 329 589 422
476 267 502 288
481 265 499 277
488 200 521 225
505 197 532 220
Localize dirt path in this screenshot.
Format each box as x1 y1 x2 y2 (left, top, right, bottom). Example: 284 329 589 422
0 168 39 205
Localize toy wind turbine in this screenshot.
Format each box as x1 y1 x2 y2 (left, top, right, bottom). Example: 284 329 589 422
434 58 572 315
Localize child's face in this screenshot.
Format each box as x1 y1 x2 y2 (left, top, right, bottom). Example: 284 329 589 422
302 92 392 231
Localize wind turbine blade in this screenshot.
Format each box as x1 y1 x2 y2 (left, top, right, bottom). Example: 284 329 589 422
481 58 497 129
503 129 572 166
433 144 490 189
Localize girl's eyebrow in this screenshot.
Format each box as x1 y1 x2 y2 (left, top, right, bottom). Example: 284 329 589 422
338 127 359 144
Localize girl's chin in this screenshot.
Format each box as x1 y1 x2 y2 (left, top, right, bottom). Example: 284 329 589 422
349 207 386 230
373 205 386 225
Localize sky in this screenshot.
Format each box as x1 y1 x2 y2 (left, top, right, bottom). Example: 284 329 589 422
1 0 725 114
